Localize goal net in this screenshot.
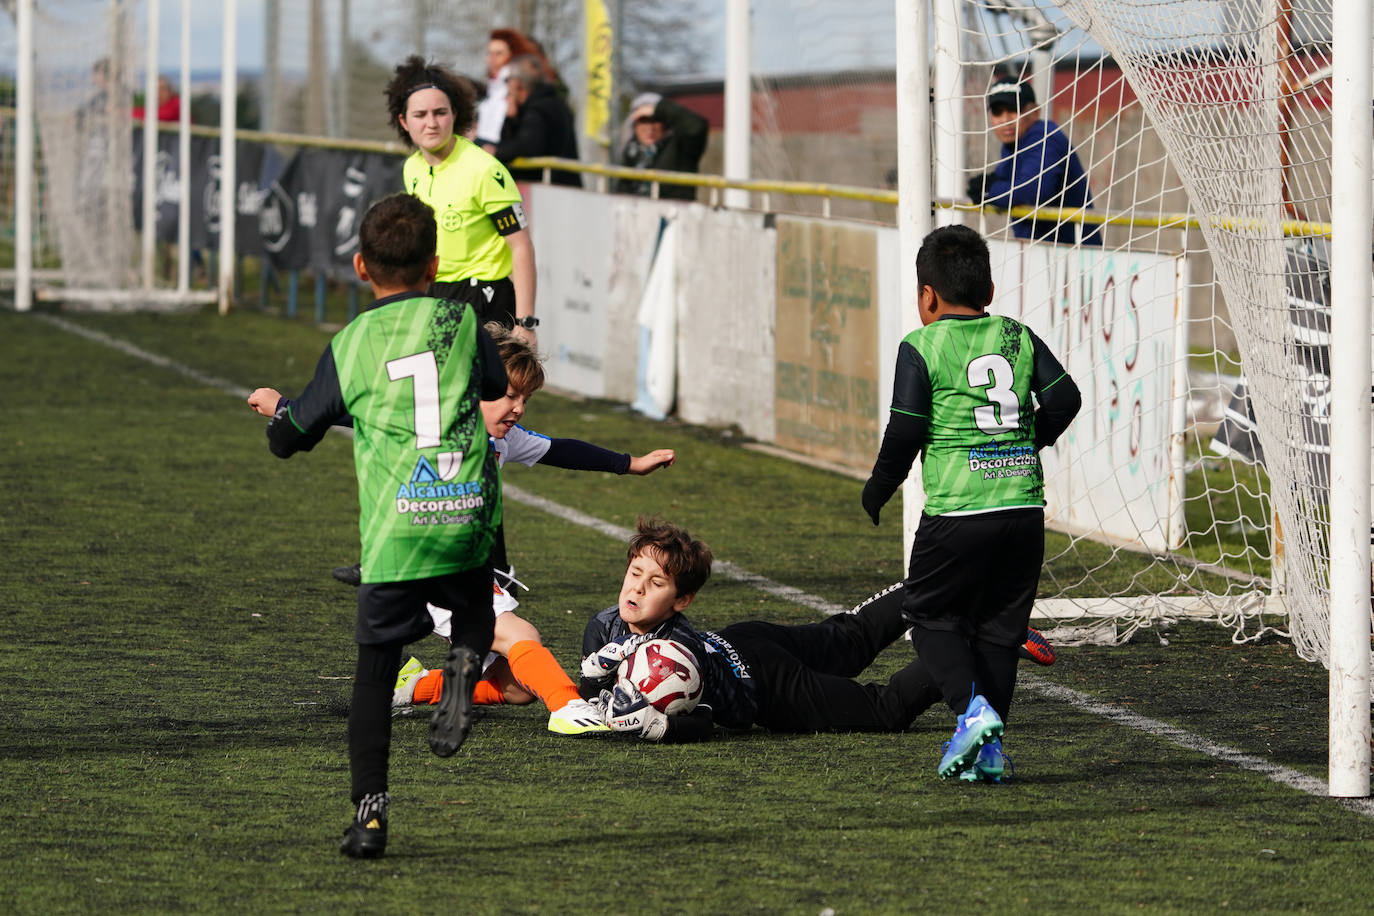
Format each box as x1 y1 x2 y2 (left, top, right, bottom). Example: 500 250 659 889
737 1 1355 658
942 0 1349 658
4 0 142 298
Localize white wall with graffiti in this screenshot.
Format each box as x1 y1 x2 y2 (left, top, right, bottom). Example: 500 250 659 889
527 183 1188 554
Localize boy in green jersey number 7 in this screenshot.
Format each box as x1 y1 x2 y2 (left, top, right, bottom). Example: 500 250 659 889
862 224 1081 782
248 194 508 859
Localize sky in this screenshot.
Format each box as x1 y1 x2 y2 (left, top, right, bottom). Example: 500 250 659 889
0 0 904 81
0 1 1330 83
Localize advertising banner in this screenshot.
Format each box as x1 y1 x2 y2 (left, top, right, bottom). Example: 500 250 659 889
774 217 882 470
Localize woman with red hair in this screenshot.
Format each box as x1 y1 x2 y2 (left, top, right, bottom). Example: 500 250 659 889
475 28 558 148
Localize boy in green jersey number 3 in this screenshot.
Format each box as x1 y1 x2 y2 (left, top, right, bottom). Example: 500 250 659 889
249 194 508 858
861 224 1082 783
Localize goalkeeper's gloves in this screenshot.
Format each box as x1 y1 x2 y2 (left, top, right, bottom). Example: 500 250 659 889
604 685 669 742
579 634 650 679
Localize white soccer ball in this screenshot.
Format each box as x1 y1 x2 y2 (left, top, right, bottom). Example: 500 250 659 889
615 638 704 715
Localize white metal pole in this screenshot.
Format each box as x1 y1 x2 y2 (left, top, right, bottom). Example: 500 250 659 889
1327 0 1373 798
932 0 962 225
218 0 238 314
15 0 35 312
141 0 160 290
723 0 750 209
1167 257 1191 550
1030 50 1053 125
338 0 351 139
177 0 192 293
263 0 279 133
896 0 931 548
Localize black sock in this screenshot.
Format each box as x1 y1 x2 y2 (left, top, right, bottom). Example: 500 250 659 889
973 640 1019 723
349 642 403 803
908 625 977 714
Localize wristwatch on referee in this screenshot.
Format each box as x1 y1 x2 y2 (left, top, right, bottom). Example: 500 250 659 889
514 315 540 329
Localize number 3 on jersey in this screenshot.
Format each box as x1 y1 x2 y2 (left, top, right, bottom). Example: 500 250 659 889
967 353 1020 435
387 350 465 480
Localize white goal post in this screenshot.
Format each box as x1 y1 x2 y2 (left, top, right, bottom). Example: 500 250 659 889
11 0 220 312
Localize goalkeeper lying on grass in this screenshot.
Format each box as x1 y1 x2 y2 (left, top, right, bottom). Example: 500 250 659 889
570 517 1053 782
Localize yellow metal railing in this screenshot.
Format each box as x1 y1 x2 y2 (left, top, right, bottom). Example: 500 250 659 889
0 108 1335 240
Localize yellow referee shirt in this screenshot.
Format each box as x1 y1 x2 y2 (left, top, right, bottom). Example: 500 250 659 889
403 138 526 283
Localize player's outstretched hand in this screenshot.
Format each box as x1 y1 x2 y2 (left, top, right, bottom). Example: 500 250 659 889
628 449 676 475
247 387 284 418
579 634 651 679
606 683 668 741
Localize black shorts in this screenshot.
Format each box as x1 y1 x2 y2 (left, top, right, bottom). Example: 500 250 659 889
901 508 1044 648
430 277 516 329
355 565 494 653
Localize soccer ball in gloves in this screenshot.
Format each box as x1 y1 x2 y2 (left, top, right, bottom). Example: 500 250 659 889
615 639 703 714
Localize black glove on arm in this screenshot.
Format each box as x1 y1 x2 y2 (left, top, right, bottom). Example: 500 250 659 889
861 477 888 526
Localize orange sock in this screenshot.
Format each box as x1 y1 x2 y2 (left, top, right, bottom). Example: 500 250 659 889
412 669 444 705
472 677 505 706
413 670 506 706
507 639 581 712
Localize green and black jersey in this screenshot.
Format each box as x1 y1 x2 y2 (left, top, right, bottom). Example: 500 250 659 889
266 292 507 583
403 139 526 283
867 313 1081 516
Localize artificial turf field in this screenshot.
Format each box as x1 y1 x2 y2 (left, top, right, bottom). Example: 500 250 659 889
1 304 1371 914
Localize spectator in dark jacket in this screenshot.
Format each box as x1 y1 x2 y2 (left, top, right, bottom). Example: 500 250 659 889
966 75 1101 246
612 93 709 201
493 55 582 188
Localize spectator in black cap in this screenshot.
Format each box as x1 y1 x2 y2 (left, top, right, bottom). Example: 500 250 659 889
612 93 709 201
966 73 1101 246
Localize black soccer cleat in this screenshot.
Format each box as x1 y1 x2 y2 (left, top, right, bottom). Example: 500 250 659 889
340 792 388 859
429 645 480 758
331 563 362 587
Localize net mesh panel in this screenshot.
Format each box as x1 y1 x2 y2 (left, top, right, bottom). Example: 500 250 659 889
21 0 140 289
0 15 61 274
740 1 1346 653
1044 0 1339 658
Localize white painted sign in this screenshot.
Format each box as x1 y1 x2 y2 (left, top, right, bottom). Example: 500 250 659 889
989 241 1187 552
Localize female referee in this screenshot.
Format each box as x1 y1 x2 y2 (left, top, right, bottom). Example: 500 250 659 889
384 56 538 344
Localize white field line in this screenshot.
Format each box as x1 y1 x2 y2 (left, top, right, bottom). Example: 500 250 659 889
43 312 1374 815
40 314 255 400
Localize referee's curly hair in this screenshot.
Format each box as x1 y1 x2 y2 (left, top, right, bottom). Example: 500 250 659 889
384 55 477 147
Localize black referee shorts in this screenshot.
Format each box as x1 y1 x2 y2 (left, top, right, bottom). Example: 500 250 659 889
901 508 1044 648
430 277 516 329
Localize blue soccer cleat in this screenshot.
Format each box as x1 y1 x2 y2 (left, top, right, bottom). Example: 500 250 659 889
938 694 1004 780
957 737 1013 784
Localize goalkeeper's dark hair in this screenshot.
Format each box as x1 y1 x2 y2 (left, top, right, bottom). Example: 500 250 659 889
358 194 436 288
915 224 992 310
483 321 545 395
385 55 477 146
628 516 713 598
